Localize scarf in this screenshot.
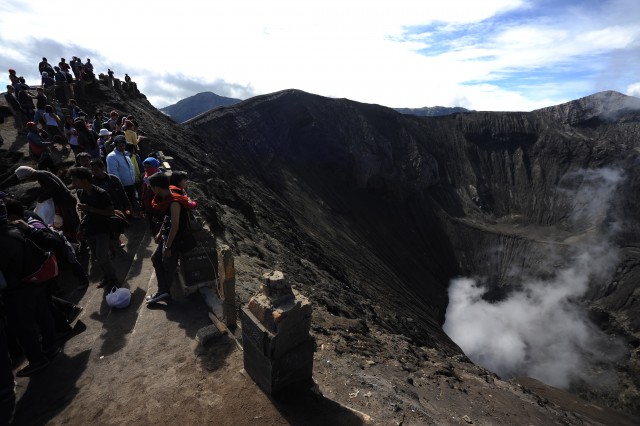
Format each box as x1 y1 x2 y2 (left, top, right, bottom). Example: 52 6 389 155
151 191 192 215
143 167 160 185
170 186 197 209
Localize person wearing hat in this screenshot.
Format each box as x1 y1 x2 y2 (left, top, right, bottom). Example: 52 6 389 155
97 128 112 159
14 166 80 241
0 199 59 378
41 71 55 89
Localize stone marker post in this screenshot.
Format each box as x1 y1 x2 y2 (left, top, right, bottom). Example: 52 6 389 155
241 271 314 394
216 245 236 328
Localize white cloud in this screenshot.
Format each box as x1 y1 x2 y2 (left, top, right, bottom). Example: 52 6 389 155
627 82 640 97
0 0 638 110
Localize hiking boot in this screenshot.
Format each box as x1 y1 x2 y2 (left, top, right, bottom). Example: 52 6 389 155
145 292 170 304
16 359 50 377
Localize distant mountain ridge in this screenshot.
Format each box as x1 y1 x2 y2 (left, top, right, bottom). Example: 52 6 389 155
394 106 471 116
160 91 242 123
162 91 470 123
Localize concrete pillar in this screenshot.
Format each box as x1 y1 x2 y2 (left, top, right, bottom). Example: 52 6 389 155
217 244 236 328
241 271 314 394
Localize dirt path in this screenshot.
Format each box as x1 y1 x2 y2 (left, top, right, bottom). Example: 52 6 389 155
11 218 366 425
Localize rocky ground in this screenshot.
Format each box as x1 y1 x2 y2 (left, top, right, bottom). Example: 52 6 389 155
0 82 639 425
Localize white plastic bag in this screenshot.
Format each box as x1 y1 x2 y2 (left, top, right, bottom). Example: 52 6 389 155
34 198 56 225
106 287 131 309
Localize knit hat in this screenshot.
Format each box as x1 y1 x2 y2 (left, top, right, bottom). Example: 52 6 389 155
15 166 36 180
142 157 160 168
0 200 7 224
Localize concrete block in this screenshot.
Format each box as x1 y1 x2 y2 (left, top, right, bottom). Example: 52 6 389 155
241 306 271 356
241 304 312 359
243 335 315 395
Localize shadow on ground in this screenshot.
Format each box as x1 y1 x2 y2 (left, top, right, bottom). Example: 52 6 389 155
270 385 368 426
12 350 91 425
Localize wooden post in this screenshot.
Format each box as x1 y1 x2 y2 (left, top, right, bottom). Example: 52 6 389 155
217 245 236 328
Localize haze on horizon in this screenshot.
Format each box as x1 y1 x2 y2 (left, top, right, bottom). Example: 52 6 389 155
1 0 639 112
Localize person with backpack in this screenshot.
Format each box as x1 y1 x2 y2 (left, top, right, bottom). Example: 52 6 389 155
5 198 85 331
14 166 80 242
4 197 89 290
146 173 193 304
70 167 118 289
38 57 53 75
0 200 59 377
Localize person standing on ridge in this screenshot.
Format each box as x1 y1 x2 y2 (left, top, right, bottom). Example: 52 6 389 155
70 167 118 289
4 85 26 134
106 136 139 218
25 122 56 173
146 173 191 304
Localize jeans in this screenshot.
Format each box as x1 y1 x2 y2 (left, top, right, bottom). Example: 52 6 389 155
87 232 116 282
151 242 179 295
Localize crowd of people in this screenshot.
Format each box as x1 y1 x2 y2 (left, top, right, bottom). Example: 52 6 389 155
0 55 198 421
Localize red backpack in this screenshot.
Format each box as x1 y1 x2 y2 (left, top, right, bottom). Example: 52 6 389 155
10 228 59 284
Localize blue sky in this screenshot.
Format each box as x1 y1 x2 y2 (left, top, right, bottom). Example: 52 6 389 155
1 0 638 111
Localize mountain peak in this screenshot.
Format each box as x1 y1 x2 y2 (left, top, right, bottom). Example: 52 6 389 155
160 91 242 123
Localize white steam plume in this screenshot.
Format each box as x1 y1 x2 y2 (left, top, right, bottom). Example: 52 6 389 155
444 168 625 389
